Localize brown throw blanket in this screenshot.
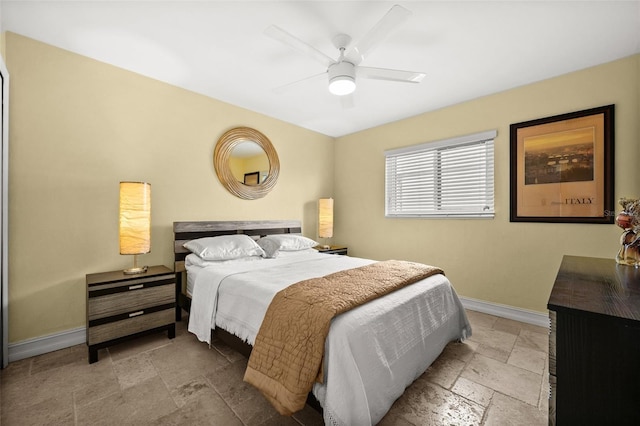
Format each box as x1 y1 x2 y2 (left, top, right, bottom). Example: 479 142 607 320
243 259 444 415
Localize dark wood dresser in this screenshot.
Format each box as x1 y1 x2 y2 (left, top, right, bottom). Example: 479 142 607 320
547 255 640 425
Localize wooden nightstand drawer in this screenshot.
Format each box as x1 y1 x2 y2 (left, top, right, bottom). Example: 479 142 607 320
88 278 174 320
88 308 174 345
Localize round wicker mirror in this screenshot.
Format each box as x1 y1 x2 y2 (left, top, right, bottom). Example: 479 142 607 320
213 127 280 199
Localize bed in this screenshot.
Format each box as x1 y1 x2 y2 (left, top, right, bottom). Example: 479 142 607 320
173 220 471 425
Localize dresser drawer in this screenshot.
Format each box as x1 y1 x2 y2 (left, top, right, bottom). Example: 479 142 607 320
548 310 556 376
88 273 174 295
88 308 174 345
88 281 174 320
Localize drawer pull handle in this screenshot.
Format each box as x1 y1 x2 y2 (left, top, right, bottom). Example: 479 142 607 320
129 310 144 318
128 284 144 290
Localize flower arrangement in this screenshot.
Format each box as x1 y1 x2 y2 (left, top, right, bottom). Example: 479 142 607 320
615 197 640 266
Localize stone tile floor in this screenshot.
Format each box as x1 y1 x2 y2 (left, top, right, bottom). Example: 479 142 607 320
0 310 548 425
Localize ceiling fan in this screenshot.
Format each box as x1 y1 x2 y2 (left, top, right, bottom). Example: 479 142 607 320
265 4 425 98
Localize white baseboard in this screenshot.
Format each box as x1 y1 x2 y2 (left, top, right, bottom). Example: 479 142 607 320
8 326 86 363
6 298 548 363
460 296 550 328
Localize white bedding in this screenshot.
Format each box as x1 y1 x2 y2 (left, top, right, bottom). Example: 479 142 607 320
186 251 471 425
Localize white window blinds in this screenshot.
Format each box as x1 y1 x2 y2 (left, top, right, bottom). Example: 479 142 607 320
385 130 496 218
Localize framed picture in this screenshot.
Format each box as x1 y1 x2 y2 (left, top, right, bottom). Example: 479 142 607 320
510 105 614 223
243 171 260 186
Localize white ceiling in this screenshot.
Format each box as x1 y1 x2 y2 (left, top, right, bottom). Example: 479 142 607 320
2 1 639 137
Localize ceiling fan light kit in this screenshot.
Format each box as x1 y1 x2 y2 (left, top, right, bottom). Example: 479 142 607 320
328 62 356 96
266 4 425 98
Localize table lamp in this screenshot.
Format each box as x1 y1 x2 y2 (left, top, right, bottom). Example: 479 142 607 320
119 181 151 274
318 198 333 249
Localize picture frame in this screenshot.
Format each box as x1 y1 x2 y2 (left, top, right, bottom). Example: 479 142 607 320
243 171 260 186
509 105 614 224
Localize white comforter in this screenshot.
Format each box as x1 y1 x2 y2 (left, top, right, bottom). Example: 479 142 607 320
187 251 471 425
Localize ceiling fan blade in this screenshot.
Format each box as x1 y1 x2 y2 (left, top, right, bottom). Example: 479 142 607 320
340 93 355 109
272 72 327 94
265 25 334 68
358 66 425 83
345 4 412 65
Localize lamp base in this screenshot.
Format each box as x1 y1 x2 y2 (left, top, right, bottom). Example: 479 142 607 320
123 254 148 275
123 266 148 275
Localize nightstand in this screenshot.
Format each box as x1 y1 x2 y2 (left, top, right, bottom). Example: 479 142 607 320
314 245 348 255
86 265 175 363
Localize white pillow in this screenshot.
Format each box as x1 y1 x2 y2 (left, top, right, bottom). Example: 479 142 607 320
183 235 265 261
257 234 318 258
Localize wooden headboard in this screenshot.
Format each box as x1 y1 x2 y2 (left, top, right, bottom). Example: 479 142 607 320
173 220 302 321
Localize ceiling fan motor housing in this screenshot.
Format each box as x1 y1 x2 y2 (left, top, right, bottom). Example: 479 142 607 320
328 61 356 95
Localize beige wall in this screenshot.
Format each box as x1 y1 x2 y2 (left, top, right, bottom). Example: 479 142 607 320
335 54 640 314
5 33 335 342
0 0 3 55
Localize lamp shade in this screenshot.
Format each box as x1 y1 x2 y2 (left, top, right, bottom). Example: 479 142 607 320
119 182 151 255
318 198 334 239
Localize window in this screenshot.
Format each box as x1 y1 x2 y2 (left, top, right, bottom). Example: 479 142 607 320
385 130 496 218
